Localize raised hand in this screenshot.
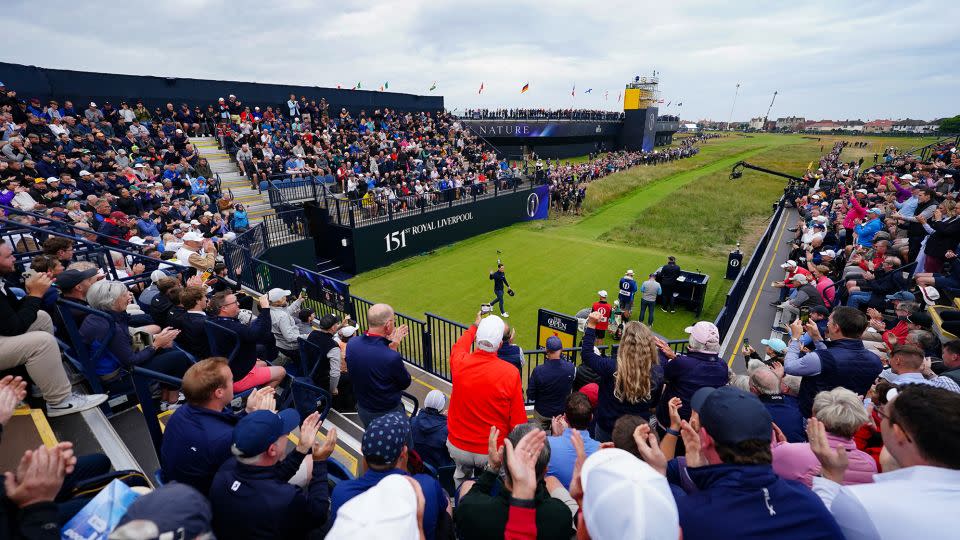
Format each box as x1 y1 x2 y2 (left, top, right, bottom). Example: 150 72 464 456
503 428 546 500
551 415 569 436
4 445 67 508
567 429 587 505
486 426 503 472
296 411 322 453
679 420 705 468
633 424 667 475
807 418 848 482
313 427 338 461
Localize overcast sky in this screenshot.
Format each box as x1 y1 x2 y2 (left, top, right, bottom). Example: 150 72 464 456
1 0 956 121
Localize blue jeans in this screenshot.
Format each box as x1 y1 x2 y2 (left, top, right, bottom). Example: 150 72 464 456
639 299 656 326
490 289 505 314
847 291 872 309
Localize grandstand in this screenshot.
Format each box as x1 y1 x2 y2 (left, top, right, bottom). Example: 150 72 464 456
1 53 959 540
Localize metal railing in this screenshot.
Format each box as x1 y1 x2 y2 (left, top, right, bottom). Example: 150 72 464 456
712 201 786 340
269 176 532 228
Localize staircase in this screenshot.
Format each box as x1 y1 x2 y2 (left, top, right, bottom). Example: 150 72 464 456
190 136 274 224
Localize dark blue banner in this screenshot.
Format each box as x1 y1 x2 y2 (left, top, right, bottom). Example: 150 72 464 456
525 185 551 220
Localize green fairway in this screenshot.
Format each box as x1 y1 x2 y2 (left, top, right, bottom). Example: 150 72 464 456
348 133 937 349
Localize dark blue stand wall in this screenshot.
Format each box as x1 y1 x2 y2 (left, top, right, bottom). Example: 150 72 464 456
0 62 443 113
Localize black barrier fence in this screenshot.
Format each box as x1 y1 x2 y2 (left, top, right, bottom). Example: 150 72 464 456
711 200 786 341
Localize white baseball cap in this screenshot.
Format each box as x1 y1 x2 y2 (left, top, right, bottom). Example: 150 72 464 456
780 260 797 269
581 449 679 540
626 269 634 275
598 290 608 298
267 288 292 302
900 174 914 180
326 475 419 539
475 315 505 352
339 325 358 338
78 170 92 176
181 231 205 242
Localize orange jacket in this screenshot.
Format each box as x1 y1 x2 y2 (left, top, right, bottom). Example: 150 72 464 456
447 325 527 454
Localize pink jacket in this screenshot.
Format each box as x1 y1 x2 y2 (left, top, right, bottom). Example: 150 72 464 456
772 432 877 488
843 194 868 229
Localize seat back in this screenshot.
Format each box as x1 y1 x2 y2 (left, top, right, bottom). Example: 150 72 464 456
297 337 322 381
55 299 118 397
204 320 240 363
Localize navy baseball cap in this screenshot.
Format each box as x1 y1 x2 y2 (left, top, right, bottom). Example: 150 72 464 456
113 482 212 539
233 409 300 456
691 386 772 445
361 412 410 463
545 336 563 351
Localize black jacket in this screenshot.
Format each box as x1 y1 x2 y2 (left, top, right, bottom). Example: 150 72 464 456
924 216 960 258
0 280 41 336
660 262 682 283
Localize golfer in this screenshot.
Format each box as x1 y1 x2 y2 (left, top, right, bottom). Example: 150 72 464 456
489 263 513 317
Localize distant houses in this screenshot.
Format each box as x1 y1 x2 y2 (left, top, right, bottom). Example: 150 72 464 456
691 116 944 133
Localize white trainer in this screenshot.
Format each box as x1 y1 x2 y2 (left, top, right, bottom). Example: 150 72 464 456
502 312 510 318
46 393 108 417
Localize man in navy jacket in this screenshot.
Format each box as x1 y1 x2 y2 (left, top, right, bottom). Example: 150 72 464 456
209 409 336 539
161 358 277 494
208 292 285 393
673 386 843 539
345 303 411 427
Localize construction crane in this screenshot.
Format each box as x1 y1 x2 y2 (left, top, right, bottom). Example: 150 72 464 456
762 91 778 130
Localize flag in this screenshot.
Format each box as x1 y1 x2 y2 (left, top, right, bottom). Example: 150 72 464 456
384 82 389 89
521 82 529 94
666 101 671 107
585 88 593 94
429 82 437 91
571 83 575 97
478 82 484 94
604 90 609 101
353 82 361 90
677 102 682 106
617 92 621 102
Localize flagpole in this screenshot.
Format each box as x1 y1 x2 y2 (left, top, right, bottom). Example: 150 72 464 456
726 83 740 130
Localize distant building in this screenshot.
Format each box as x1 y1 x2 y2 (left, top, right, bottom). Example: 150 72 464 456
893 119 937 133
806 120 840 132
775 116 806 131
839 120 865 132
749 117 766 130
864 120 894 133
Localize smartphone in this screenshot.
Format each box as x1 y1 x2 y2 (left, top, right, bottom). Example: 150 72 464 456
743 338 750 346
800 308 810 324
480 303 492 314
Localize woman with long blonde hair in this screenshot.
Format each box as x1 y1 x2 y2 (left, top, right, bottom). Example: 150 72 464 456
582 312 664 442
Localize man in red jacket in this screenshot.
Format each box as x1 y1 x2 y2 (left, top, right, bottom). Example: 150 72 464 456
447 312 527 487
